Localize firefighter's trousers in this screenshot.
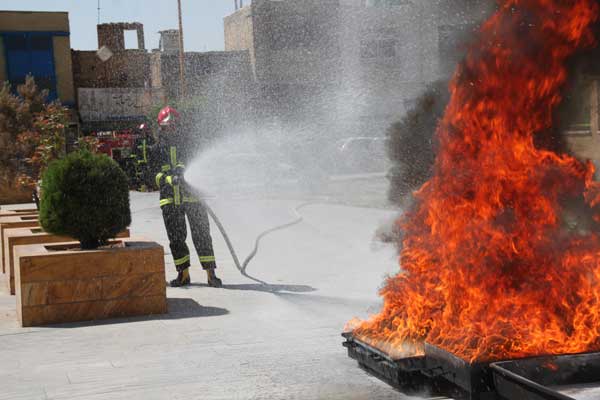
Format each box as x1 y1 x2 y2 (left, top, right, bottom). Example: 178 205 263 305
161 202 217 272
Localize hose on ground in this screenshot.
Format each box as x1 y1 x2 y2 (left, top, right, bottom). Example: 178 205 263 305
203 201 314 285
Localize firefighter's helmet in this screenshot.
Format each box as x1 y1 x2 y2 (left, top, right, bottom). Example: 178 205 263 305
157 106 181 127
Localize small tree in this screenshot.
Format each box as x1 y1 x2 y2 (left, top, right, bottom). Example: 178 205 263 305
0 76 68 202
0 77 47 202
40 151 131 250
75 135 102 153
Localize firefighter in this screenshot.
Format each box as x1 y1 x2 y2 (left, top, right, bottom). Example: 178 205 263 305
152 106 222 288
132 123 155 191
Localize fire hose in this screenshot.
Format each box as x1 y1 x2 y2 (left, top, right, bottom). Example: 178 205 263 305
131 196 316 285
202 200 314 285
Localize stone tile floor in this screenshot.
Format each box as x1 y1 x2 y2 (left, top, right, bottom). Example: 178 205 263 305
0 191 426 399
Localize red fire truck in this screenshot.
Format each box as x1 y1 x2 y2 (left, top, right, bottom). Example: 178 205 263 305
94 129 141 161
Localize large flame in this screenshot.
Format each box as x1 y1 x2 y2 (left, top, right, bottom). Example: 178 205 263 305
354 0 600 363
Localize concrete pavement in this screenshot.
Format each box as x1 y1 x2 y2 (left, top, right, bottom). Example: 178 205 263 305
0 190 421 400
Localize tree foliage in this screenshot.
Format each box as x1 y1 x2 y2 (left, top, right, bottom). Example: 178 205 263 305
40 151 131 250
0 76 69 202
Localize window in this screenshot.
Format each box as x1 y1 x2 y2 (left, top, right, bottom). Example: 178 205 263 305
30 35 52 51
269 15 318 51
124 30 139 50
560 78 596 135
5 34 27 51
366 0 406 7
360 39 397 59
379 39 396 58
360 41 377 59
3 32 58 101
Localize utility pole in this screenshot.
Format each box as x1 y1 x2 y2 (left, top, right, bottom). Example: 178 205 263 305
177 0 186 99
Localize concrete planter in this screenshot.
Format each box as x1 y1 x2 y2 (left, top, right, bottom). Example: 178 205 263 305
0 209 38 217
15 238 167 327
4 228 130 295
0 215 40 273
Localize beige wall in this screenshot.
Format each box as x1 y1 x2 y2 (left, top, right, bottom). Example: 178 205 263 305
53 36 75 104
0 11 69 32
224 7 254 52
0 37 5 83
224 7 256 76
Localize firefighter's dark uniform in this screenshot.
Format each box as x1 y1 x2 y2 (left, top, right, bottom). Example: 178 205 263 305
152 133 218 276
132 134 155 190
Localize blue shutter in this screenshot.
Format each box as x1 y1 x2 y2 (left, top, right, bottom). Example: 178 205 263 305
3 32 58 101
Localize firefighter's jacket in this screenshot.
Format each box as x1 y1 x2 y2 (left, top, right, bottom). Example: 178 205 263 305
132 135 155 166
151 133 199 208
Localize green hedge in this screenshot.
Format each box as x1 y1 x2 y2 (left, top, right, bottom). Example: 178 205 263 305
40 151 131 249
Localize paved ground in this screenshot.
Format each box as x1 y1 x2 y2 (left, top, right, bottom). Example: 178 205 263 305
0 181 424 400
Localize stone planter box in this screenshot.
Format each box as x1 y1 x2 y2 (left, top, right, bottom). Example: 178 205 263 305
4 227 130 295
0 209 38 217
15 238 167 327
0 215 40 273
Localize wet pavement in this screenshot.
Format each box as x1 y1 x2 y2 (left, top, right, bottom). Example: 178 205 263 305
0 180 419 400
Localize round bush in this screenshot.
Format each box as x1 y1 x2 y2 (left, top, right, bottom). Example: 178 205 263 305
40 151 131 249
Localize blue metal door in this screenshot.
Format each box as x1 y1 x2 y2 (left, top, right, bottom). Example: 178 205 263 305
4 32 58 101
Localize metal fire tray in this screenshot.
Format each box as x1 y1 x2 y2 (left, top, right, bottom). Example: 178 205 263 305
342 332 428 393
424 343 500 399
491 351 600 400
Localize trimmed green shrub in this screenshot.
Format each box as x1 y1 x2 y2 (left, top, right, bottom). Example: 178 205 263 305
40 151 131 249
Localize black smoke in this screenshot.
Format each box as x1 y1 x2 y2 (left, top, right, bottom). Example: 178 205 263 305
386 80 449 205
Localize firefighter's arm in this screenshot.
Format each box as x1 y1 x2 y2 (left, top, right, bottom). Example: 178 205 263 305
150 144 169 188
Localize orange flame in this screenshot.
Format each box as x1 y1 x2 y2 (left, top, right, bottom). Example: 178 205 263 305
354 0 600 363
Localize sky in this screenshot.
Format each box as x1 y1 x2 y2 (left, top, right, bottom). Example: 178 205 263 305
0 0 239 51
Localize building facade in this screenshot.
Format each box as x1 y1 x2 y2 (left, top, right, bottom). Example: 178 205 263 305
0 11 75 105
72 23 158 133
224 0 493 137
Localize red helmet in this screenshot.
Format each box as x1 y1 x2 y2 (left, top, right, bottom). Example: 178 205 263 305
157 106 181 127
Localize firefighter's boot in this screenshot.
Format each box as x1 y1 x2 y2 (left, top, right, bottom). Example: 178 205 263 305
206 268 222 288
170 268 191 287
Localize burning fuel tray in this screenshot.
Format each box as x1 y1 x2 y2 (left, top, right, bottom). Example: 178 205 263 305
342 332 429 393
343 332 600 399
424 343 500 399
491 351 600 400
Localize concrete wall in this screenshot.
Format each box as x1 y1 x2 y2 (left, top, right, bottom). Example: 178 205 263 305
335 2 431 134
149 52 163 90
155 50 255 104
0 37 5 83
0 11 69 32
53 36 75 104
223 0 493 136
224 6 256 76
152 50 257 133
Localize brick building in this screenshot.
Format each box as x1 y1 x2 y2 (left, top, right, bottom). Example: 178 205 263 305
149 44 257 136
72 23 159 133
150 50 255 117
72 21 256 138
